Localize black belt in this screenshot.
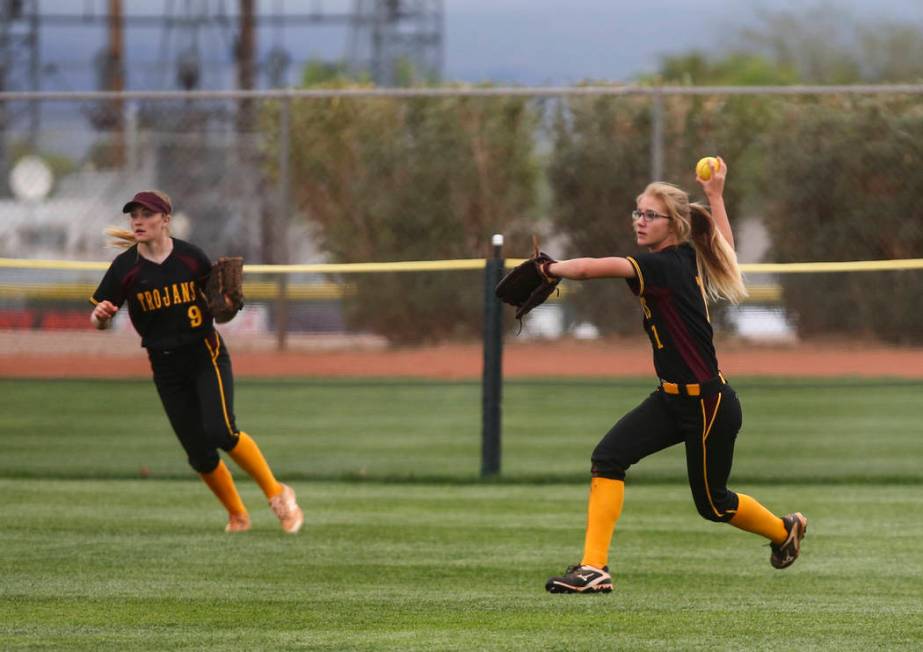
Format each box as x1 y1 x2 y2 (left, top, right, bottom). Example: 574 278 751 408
660 373 726 397
148 331 217 357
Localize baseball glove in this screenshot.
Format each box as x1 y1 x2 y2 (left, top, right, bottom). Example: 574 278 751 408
205 256 244 323
495 239 560 321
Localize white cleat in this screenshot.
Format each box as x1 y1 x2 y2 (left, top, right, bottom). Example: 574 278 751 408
269 483 304 534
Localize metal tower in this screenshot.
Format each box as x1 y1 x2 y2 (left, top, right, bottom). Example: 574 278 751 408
156 0 235 91
0 0 40 193
348 0 444 86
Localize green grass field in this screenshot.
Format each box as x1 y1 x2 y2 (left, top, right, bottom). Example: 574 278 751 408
1 378 922 649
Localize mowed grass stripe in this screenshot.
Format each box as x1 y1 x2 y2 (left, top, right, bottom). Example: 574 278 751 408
1 480 921 650
1 377 921 483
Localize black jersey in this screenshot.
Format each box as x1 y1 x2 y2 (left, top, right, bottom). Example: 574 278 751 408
625 243 718 384
91 238 216 350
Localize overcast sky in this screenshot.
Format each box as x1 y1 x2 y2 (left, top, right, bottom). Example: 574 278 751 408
448 0 923 83
27 0 923 90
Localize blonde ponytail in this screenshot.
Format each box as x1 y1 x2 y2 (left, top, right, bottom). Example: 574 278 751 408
105 226 137 249
689 203 748 304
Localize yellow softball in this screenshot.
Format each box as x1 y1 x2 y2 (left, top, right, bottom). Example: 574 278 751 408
696 156 719 181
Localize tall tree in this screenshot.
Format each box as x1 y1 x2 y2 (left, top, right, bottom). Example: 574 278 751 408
736 3 923 83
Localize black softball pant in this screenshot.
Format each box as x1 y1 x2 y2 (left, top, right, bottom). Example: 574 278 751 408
148 331 240 473
591 385 743 522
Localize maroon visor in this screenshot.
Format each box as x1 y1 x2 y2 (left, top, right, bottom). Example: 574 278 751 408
122 191 172 215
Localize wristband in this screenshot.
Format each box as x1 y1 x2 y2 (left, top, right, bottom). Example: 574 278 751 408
541 260 557 280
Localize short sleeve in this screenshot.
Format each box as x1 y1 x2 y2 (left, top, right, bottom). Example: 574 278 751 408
178 240 213 284
625 251 676 297
91 261 127 307
195 247 212 281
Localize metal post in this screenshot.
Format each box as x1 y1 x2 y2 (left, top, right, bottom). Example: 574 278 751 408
275 95 291 351
481 233 505 477
651 88 664 181
276 272 288 351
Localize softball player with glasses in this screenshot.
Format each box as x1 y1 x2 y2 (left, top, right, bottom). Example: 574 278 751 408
90 190 303 534
542 159 807 594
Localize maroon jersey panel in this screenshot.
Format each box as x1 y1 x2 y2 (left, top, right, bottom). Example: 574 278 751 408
625 243 718 383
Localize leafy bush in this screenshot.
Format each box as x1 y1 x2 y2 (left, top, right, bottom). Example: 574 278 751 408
761 96 923 343
264 84 539 343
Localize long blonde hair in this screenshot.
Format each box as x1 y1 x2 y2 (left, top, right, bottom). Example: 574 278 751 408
105 190 172 249
639 182 748 304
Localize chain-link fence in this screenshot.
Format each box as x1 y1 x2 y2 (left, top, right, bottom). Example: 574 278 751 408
2 86 923 347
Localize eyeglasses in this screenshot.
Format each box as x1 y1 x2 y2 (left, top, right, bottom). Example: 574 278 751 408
631 209 670 223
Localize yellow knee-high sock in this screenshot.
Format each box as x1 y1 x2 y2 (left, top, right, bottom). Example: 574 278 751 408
228 432 283 499
200 460 247 516
580 477 625 569
730 493 788 544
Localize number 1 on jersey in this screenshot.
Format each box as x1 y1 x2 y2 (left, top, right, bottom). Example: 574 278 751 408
650 324 664 349
639 298 664 350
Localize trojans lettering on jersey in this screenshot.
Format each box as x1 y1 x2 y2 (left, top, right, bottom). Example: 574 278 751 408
136 281 198 312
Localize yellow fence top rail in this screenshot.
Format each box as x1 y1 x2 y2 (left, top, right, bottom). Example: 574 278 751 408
2 257 923 274
739 259 923 273
0 257 485 273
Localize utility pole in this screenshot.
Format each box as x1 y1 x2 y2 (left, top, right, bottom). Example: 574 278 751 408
236 0 255 130
107 0 125 166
